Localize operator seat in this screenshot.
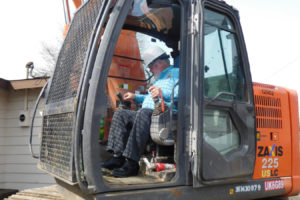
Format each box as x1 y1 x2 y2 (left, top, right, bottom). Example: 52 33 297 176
150 56 179 146
150 109 177 146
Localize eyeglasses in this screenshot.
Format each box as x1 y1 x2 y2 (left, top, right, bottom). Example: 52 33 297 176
148 61 159 69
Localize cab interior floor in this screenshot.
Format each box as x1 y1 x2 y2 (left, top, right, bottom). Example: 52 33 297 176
102 169 176 185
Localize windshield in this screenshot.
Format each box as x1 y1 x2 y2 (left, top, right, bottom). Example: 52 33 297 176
122 0 180 44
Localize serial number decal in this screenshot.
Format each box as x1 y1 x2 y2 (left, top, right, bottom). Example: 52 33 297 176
235 184 262 193
264 180 284 191
258 145 283 157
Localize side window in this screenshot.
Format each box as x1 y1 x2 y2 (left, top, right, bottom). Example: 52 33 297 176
203 108 240 155
204 9 247 102
203 9 243 155
201 9 255 181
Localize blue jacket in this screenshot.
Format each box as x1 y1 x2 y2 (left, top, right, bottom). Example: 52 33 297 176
134 65 179 110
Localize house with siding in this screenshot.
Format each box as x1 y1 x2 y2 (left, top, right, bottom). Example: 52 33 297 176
0 77 55 191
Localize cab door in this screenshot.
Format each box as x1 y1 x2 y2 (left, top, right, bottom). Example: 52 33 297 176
192 2 256 185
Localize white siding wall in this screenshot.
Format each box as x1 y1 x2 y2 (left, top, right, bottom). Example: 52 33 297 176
0 88 55 190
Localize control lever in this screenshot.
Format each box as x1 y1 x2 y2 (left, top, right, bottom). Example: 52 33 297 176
117 92 124 104
116 92 131 109
157 88 165 112
153 88 166 115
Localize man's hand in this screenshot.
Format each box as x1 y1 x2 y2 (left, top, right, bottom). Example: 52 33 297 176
148 86 161 99
123 92 136 101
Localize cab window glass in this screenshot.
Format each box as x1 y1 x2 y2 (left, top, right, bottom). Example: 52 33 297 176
203 108 240 155
204 9 233 30
204 9 247 101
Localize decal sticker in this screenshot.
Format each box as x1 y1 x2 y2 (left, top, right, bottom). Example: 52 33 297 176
257 145 283 157
229 188 234 195
119 83 132 90
261 89 274 96
271 132 279 141
264 180 284 191
258 145 281 178
262 169 279 178
262 158 279 169
235 184 262 193
256 131 261 141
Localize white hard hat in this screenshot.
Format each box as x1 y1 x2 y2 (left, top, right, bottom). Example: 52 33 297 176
143 46 169 68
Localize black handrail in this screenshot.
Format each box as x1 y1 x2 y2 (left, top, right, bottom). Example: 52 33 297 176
29 81 48 159
169 81 179 132
108 74 152 82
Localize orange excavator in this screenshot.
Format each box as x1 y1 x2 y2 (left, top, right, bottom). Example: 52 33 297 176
27 0 299 199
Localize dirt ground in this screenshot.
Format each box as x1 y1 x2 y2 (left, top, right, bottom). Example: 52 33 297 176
289 194 300 200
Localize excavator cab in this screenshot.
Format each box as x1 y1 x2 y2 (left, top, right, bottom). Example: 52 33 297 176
34 0 300 199
97 2 181 185
99 29 179 184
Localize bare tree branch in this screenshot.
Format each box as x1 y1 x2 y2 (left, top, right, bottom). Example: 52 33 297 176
36 36 63 77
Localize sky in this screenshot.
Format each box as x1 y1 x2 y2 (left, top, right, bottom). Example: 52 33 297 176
226 0 300 89
226 0 300 113
0 1 65 80
0 0 300 105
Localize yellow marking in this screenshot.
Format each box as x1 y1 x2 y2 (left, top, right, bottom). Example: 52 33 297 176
269 146 275 157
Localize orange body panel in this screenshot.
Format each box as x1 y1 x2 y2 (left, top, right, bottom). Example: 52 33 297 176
253 83 292 180
107 30 147 109
72 0 82 9
285 89 300 196
102 30 147 140
63 24 70 37
252 82 300 195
